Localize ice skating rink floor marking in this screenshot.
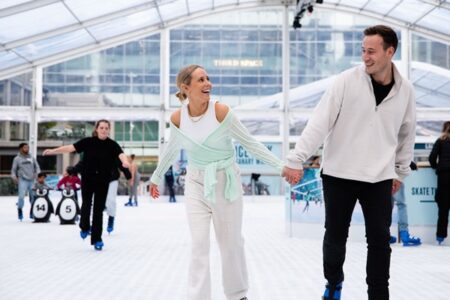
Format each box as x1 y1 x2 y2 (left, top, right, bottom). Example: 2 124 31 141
0 195 449 300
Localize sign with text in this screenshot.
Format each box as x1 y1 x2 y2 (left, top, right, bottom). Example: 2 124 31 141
403 168 438 225
234 142 282 173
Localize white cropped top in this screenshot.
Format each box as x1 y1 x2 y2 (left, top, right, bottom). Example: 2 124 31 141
180 99 220 143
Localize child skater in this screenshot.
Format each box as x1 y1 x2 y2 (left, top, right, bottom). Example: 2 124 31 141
57 166 81 200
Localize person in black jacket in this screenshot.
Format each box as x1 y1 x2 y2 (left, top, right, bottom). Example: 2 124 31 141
429 121 450 245
43 119 129 251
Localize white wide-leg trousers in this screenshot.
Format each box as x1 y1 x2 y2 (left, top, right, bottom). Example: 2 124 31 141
184 166 248 300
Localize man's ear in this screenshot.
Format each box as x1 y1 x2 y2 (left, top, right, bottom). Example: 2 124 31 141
388 46 395 58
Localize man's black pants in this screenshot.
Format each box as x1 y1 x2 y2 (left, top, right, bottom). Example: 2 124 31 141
321 174 392 300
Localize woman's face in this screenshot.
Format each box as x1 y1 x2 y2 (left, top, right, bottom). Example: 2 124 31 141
95 121 110 140
182 68 212 104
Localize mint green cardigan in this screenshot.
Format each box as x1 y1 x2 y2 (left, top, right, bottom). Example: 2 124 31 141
150 110 284 202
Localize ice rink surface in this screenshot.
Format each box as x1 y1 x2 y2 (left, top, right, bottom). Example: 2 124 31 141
1 195 449 300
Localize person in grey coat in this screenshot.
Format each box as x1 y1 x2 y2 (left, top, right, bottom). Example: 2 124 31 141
11 143 41 221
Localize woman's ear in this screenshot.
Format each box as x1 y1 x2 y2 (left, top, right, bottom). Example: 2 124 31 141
181 83 189 94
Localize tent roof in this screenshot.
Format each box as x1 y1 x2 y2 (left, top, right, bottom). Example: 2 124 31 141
0 0 449 79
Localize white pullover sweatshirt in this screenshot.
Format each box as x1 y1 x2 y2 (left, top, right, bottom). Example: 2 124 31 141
287 63 416 182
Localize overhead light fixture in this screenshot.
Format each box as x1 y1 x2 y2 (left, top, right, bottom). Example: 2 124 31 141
293 0 323 30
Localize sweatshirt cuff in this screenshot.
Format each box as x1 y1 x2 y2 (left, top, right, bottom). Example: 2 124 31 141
150 174 162 186
286 159 304 170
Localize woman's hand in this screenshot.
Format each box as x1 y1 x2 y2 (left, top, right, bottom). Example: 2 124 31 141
43 149 54 156
150 184 160 199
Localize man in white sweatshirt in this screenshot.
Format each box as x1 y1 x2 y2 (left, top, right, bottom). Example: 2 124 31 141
283 25 416 300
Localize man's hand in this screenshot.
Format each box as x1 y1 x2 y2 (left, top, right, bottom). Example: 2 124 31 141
392 179 402 195
150 184 160 199
282 166 303 185
12 177 18 184
122 161 130 169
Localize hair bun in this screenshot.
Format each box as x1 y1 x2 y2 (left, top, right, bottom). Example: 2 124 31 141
176 91 186 101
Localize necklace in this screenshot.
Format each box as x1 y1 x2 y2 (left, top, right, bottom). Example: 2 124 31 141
188 103 208 123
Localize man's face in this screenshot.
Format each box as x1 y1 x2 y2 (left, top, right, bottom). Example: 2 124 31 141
361 34 394 76
37 176 45 184
20 145 29 154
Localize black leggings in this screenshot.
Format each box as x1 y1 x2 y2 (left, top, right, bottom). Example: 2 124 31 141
80 178 109 245
436 172 450 238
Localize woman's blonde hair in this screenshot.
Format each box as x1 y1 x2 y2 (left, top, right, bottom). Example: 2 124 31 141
440 121 450 141
92 119 110 137
175 64 203 101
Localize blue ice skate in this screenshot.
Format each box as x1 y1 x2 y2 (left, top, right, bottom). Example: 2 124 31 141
437 236 445 245
80 230 90 240
389 235 397 244
107 216 114 234
400 230 421 246
323 282 342 300
94 241 104 251
18 208 23 221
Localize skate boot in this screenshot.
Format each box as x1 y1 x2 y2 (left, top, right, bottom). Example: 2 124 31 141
124 199 133 206
107 216 114 234
80 230 90 240
133 200 138 207
323 282 342 300
400 230 421 246
94 241 104 251
389 235 397 244
18 208 23 221
437 236 445 245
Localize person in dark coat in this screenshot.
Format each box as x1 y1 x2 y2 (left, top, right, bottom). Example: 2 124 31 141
429 121 450 245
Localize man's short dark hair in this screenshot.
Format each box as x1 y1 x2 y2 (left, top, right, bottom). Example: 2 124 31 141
18 143 28 149
364 25 398 53
37 172 47 178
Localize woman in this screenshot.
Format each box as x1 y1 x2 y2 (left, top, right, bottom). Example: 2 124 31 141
43 119 129 250
429 121 450 245
150 65 293 300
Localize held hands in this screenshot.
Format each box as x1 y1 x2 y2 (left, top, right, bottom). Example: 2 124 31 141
282 166 303 185
122 161 130 169
150 183 160 199
392 179 402 195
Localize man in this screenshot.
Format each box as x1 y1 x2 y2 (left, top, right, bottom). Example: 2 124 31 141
282 25 416 300
11 143 41 221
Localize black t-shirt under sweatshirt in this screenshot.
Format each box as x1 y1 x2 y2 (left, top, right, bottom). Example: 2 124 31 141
73 137 123 181
371 75 395 106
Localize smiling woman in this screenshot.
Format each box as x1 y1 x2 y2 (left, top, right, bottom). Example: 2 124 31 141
148 64 293 300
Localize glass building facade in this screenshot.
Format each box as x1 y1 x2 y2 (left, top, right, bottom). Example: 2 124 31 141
1 6 449 194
